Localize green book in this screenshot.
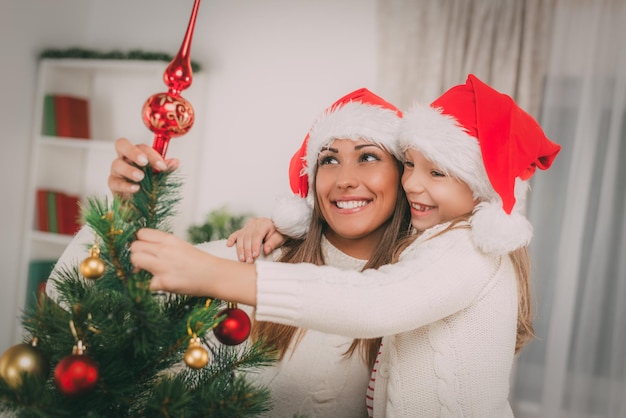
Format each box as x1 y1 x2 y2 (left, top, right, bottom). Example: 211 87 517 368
47 191 58 233
25 259 56 310
42 94 57 136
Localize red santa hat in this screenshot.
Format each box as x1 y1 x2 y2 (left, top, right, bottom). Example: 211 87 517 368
272 88 403 237
398 74 561 254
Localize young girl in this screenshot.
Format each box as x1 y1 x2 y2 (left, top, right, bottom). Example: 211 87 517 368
129 74 561 416
64 88 410 417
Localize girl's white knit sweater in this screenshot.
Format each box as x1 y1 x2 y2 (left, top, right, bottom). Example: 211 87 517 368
254 222 518 417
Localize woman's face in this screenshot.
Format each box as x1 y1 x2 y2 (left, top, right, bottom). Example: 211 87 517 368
315 138 400 249
402 148 476 232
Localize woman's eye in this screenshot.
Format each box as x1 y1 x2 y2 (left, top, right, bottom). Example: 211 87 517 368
360 153 381 163
403 160 414 168
318 155 338 166
431 170 445 177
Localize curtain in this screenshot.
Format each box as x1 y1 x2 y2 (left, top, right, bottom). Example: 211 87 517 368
512 1 626 417
377 0 555 116
378 1 626 417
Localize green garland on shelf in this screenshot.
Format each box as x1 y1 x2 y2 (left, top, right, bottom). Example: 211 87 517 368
39 47 202 72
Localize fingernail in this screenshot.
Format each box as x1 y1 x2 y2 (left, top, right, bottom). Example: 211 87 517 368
246 257 253 263
138 155 148 166
133 171 144 181
156 160 168 171
130 184 140 192
239 253 245 261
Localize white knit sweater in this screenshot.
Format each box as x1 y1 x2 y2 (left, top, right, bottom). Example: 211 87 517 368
255 222 518 417
48 228 371 418
198 237 371 418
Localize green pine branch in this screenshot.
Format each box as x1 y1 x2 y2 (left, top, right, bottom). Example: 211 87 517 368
1 164 275 417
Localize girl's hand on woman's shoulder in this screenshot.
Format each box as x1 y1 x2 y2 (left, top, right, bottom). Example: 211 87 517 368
227 217 286 263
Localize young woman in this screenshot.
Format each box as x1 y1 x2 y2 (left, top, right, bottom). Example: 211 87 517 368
129 75 561 416
101 88 411 417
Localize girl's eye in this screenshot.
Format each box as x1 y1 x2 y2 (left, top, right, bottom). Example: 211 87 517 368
318 155 338 166
403 160 414 168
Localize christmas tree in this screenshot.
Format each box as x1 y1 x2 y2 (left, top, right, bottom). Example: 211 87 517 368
0 164 276 417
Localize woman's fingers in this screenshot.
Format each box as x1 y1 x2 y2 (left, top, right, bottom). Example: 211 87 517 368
109 139 179 197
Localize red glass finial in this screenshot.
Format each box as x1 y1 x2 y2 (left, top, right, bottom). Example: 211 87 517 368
142 0 201 158
164 0 200 95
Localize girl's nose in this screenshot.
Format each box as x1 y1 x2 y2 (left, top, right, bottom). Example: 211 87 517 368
402 171 425 194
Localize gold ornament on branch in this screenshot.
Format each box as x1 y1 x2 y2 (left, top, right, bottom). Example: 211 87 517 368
0 337 49 389
184 335 209 369
80 243 105 279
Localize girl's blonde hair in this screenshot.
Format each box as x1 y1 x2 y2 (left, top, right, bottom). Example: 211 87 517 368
392 216 534 354
251 158 411 368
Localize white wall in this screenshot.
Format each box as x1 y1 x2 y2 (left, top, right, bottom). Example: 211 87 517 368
0 0 378 351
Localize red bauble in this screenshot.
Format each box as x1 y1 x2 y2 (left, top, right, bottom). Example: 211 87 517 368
213 306 251 346
54 354 99 396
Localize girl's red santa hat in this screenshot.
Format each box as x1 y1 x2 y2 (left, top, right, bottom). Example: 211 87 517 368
273 88 403 237
399 74 561 254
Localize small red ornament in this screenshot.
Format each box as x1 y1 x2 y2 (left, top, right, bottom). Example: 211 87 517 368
213 303 251 346
54 341 99 396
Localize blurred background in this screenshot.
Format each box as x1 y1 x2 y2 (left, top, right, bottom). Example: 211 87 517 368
1 0 624 416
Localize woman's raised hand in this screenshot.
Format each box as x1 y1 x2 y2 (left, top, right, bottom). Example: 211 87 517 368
108 138 179 197
227 217 286 263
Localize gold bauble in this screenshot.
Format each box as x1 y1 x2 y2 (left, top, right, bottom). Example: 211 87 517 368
0 342 49 389
184 337 209 369
80 245 105 279
80 257 105 279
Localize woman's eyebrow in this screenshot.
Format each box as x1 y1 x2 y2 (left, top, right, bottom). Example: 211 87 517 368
354 143 382 151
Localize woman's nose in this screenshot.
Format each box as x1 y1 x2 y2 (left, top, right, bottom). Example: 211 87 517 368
336 165 359 189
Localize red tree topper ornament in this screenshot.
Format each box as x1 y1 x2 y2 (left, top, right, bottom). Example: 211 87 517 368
142 0 201 157
213 303 252 346
54 341 99 397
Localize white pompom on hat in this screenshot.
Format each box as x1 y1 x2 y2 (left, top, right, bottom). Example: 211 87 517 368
271 88 403 238
398 74 561 254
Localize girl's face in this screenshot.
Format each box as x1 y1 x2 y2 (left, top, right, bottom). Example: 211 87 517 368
315 138 400 250
402 148 476 232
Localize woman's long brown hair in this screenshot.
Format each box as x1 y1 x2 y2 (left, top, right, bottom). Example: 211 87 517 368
251 159 411 368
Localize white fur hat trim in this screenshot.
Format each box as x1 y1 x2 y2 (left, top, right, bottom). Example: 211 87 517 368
304 101 402 184
271 194 313 238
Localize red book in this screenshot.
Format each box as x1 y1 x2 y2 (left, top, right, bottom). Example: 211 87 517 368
47 191 58 233
35 189 49 232
54 95 90 139
59 193 81 235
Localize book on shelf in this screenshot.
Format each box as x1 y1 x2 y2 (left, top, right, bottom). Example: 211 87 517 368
42 94 57 136
35 188 82 235
25 259 56 310
41 94 91 139
56 191 81 235
35 189 49 232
